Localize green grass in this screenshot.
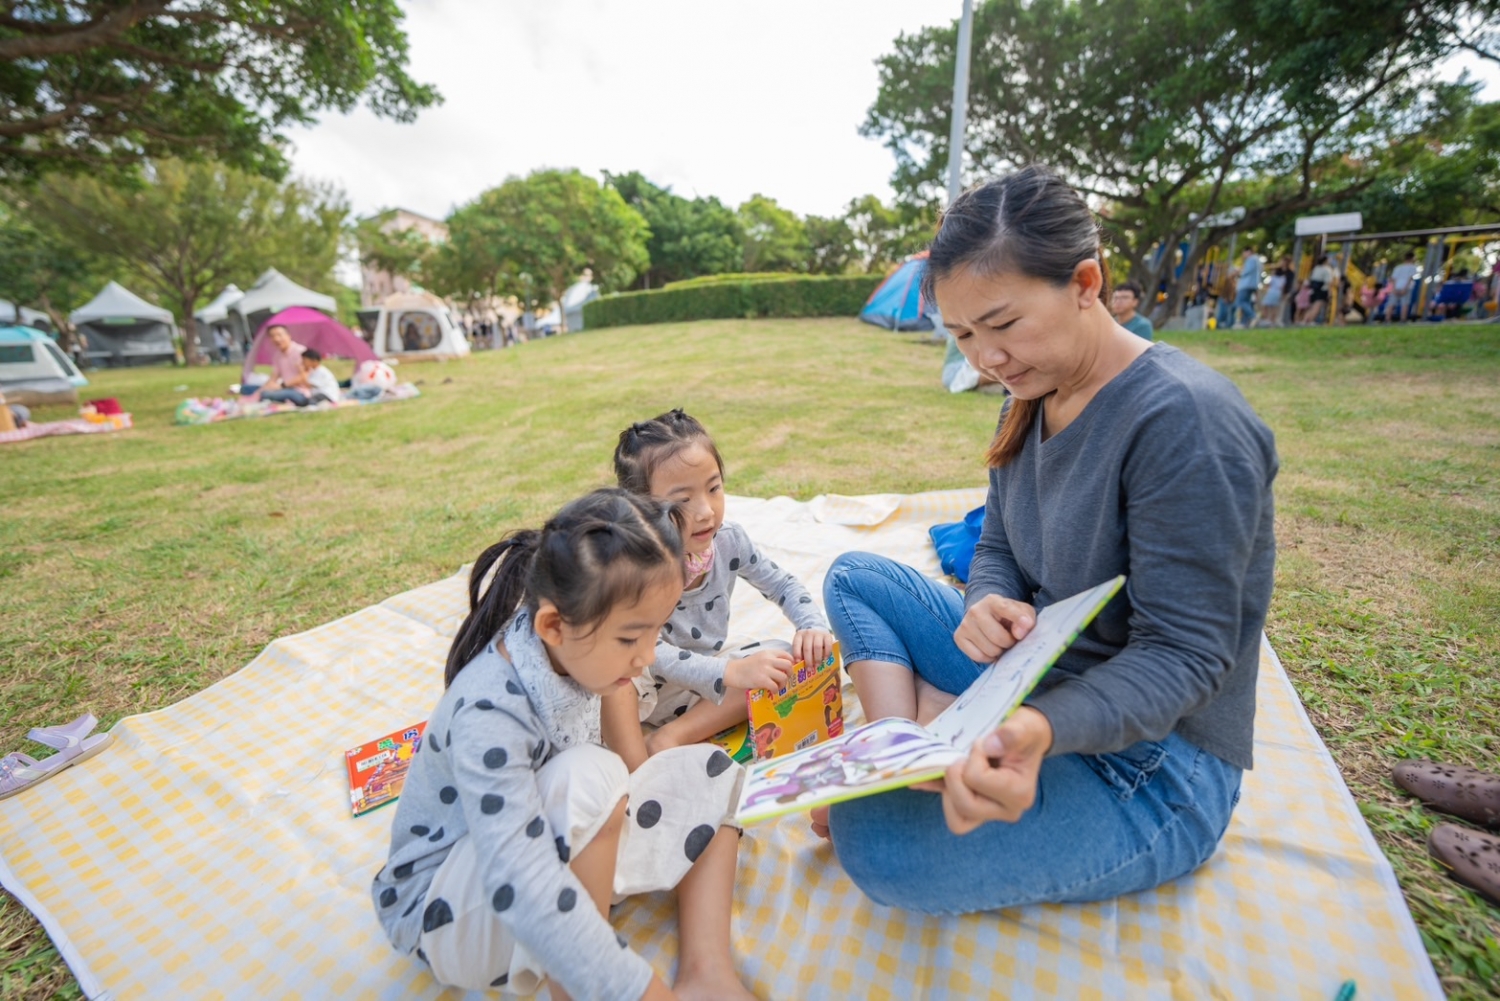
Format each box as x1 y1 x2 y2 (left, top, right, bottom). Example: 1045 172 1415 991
1 318 1497 999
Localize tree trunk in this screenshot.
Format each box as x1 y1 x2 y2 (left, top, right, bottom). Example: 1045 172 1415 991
180 298 205 366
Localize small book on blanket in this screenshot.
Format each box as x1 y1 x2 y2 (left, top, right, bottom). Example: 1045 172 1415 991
734 576 1124 825
346 721 427 817
709 645 845 764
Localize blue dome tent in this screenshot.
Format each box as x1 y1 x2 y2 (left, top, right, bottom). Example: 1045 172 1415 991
859 252 933 331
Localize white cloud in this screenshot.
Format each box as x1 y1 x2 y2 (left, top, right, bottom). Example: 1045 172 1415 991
285 0 961 221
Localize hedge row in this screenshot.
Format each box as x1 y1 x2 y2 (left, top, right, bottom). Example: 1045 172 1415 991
662 271 806 290
583 274 883 329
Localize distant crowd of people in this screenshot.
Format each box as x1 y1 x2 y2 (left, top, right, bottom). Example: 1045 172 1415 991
1183 248 1500 330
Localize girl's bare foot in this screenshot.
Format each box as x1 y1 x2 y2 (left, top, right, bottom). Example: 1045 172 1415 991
674 964 758 1001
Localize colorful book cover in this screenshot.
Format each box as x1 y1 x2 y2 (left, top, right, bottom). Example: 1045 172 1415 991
734 576 1125 825
346 721 426 817
708 645 845 763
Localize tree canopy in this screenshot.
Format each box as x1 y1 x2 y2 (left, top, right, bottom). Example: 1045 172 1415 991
863 0 1500 305
605 171 743 288
16 158 348 362
0 0 439 180
437 169 650 329
737 194 808 273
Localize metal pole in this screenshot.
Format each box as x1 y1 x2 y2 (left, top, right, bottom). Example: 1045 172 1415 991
946 0 975 206
1288 236 1303 326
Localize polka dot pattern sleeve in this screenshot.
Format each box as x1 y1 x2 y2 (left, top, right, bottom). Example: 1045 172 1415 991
728 524 829 633
445 700 652 1000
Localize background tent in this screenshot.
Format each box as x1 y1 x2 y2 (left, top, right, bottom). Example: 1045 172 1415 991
370 292 470 359
194 285 246 355
560 276 600 331
229 269 337 338
242 307 377 378
1 300 56 334
860 253 933 331
0 325 88 405
69 282 178 367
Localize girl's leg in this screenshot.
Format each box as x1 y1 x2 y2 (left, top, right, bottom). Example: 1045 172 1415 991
673 825 755 1001
828 732 1242 913
647 693 747 755
547 796 627 1001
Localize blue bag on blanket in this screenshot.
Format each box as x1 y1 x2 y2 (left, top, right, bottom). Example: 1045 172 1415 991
928 503 985 582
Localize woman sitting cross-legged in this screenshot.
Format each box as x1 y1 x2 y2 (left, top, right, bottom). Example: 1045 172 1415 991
817 165 1279 914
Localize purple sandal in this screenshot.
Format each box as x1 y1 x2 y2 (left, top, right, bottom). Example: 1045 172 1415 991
0 713 113 801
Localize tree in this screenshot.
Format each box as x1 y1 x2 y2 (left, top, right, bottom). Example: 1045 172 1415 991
737 194 808 273
442 169 649 331
862 0 1500 312
803 215 856 275
0 197 104 344
0 0 439 181
842 195 935 273
605 171 743 288
19 159 348 364
356 212 437 289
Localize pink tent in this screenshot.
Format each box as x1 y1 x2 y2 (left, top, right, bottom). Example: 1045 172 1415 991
242 307 377 378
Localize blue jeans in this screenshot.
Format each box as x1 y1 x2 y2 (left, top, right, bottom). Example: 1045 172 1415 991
822 552 1242 914
1234 287 1256 327
260 388 309 405
1214 297 1234 329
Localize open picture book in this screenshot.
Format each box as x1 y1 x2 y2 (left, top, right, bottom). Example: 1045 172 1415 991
734 575 1125 825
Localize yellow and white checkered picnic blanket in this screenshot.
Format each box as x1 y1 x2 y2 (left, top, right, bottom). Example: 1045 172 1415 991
0 490 1442 999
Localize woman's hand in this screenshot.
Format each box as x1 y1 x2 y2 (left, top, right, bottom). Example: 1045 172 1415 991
791 629 835 669
725 649 794 693
953 595 1036 663
929 706 1053 835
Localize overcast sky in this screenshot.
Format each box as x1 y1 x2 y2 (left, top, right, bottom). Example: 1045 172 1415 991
286 1 1500 226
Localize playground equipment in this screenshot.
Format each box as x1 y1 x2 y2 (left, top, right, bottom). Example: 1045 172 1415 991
1318 222 1500 322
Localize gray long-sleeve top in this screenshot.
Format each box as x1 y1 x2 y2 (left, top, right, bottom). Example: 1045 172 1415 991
654 520 830 701
966 344 1277 770
371 635 652 1001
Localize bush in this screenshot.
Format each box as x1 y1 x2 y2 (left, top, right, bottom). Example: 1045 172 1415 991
662 271 808 290
584 274 883 329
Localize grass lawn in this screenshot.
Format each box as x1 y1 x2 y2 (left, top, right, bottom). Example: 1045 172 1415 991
2 317 1497 999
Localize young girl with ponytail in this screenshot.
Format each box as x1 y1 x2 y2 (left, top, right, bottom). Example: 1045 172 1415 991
372 489 754 1001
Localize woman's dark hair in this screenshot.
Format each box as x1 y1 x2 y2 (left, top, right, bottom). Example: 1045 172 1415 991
445 488 685 686
920 165 1105 468
613 408 725 494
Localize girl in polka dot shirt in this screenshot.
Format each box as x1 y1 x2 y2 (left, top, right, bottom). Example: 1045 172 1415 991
371 489 752 1001
608 409 835 764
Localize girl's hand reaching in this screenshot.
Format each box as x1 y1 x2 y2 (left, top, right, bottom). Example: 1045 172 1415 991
791 629 835 669
725 649 794 693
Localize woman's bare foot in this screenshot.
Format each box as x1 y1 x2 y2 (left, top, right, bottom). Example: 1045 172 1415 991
674 963 758 1001
915 677 957 726
809 804 831 841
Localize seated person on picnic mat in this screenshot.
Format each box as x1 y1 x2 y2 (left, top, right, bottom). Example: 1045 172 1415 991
239 324 305 396
257 349 339 406
815 165 1278 915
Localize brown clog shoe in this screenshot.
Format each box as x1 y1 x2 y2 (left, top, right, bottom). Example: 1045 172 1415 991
1392 759 1500 829
1428 824 1500 906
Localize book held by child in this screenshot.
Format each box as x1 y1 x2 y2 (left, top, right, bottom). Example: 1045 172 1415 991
346 722 426 817
709 645 844 763
734 576 1125 825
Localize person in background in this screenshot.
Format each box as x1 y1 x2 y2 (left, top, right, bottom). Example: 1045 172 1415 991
212 326 232 365
299 349 340 404
239 324 305 396
1255 257 1293 327
1214 261 1240 329
1234 248 1262 329
1109 281 1155 340
1298 255 1334 325
1388 251 1419 322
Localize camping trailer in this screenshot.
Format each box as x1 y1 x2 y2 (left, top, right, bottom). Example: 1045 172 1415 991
70 282 178 367
367 292 470 360
0 325 88 405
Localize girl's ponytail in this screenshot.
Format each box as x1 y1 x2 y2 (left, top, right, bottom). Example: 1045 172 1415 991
445 530 540 687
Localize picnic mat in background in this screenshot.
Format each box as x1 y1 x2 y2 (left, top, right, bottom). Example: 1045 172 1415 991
0 414 132 445
0 489 1442 1000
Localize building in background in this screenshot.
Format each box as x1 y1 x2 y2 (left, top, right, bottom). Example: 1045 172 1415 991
359 208 448 307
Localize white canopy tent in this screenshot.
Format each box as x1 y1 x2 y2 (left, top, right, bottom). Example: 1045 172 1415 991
370 292 470 360
228 269 336 338
69 282 177 367
0 299 55 333
194 285 246 354
560 276 600 332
